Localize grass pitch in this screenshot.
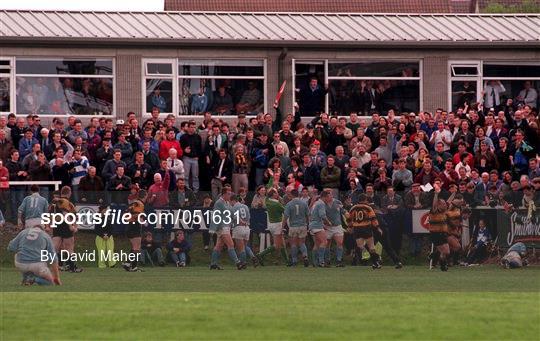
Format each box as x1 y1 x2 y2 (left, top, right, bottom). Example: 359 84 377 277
1 265 539 340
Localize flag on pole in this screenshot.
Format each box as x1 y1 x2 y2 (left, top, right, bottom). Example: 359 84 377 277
274 80 287 104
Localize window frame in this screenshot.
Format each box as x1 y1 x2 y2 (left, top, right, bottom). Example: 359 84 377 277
13 57 116 117
142 58 267 118
0 57 14 115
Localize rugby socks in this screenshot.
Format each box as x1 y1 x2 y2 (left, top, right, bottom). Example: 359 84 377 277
210 250 220 266
336 247 344 262
257 245 275 260
280 247 289 263
245 245 256 259
311 247 318 266
299 244 308 258
239 250 247 263
33 276 52 285
227 248 240 264
369 251 380 266
290 245 298 263
324 248 330 264
318 247 326 265
131 250 139 269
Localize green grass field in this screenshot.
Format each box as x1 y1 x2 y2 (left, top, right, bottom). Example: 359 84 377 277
1 265 539 340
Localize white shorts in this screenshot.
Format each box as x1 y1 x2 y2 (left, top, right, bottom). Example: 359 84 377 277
267 222 283 236
216 226 231 237
310 228 325 236
24 217 42 229
232 226 250 240
288 226 308 239
14 259 52 279
326 225 345 239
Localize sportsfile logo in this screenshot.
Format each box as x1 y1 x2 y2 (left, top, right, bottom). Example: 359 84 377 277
40 208 240 228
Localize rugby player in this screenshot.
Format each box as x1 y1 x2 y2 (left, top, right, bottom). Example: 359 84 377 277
283 189 310 267
324 191 346 267
427 185 451 271
308 189 333 267
446 193 464 266
122 189 147 272
18 184 48 229
230 194 259 267
257 188 289 265
8 224 61 286
49 186 82 273
347 194 382 269
209 186 246 270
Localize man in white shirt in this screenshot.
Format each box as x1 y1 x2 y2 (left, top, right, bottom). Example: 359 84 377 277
516 81 538 108
166 148 185 180
429 121 452 151
483 80 505 109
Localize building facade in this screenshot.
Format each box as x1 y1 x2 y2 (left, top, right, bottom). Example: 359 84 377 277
0 11 539 122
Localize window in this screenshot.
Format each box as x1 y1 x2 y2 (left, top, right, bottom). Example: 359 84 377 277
178 59 265 116
449 61 540 111
0 59 12 113
143 59 174 115
327 61 421 115
482 63 540 110
15 58 114 116
293 60 326 117
448 61 481 111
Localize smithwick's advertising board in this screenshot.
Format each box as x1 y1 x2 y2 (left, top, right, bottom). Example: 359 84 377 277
412 208 540 248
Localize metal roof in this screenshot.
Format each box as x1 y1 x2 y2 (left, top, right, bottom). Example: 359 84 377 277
0 10 539 47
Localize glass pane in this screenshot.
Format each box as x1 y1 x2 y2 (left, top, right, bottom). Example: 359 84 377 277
0 60 10 66
146 79 173 113
482 80 539 109
16 59 113 75
179 78 264 115
16 77 113 115
0 77 9 112
451 81 477 111
295 63 326 116
0 69 10 74
452 66 479 76
328 61 419 77
146 63 173 75
179 59 264 76
484 64 540 78
329 79 419 115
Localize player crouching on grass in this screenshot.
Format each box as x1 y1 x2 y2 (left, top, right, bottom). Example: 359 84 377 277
230 194 259 267
256 188 289 265
209 186 246 270
308 189 332 267
346 194 382 270
50 186 82 273
8 224 61 286
427 184 451 272
283 189 310 267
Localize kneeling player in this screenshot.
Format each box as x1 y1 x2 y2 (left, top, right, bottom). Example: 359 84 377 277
209 187 246 270
347 194 382 270
231 194 258 267
50 187 82 273
8 225 61 286
122 190 146 272
283 189 310 267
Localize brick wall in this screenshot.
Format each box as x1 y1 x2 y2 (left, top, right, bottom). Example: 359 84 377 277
422 56 448 113
115 55 142 120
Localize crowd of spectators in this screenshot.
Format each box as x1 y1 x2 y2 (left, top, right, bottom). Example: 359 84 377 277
1 94 539 246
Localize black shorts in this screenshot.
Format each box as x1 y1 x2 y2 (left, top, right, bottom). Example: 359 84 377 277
52 223 74 239
126 224 142 239
430 232 448 247
353 228 373 240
